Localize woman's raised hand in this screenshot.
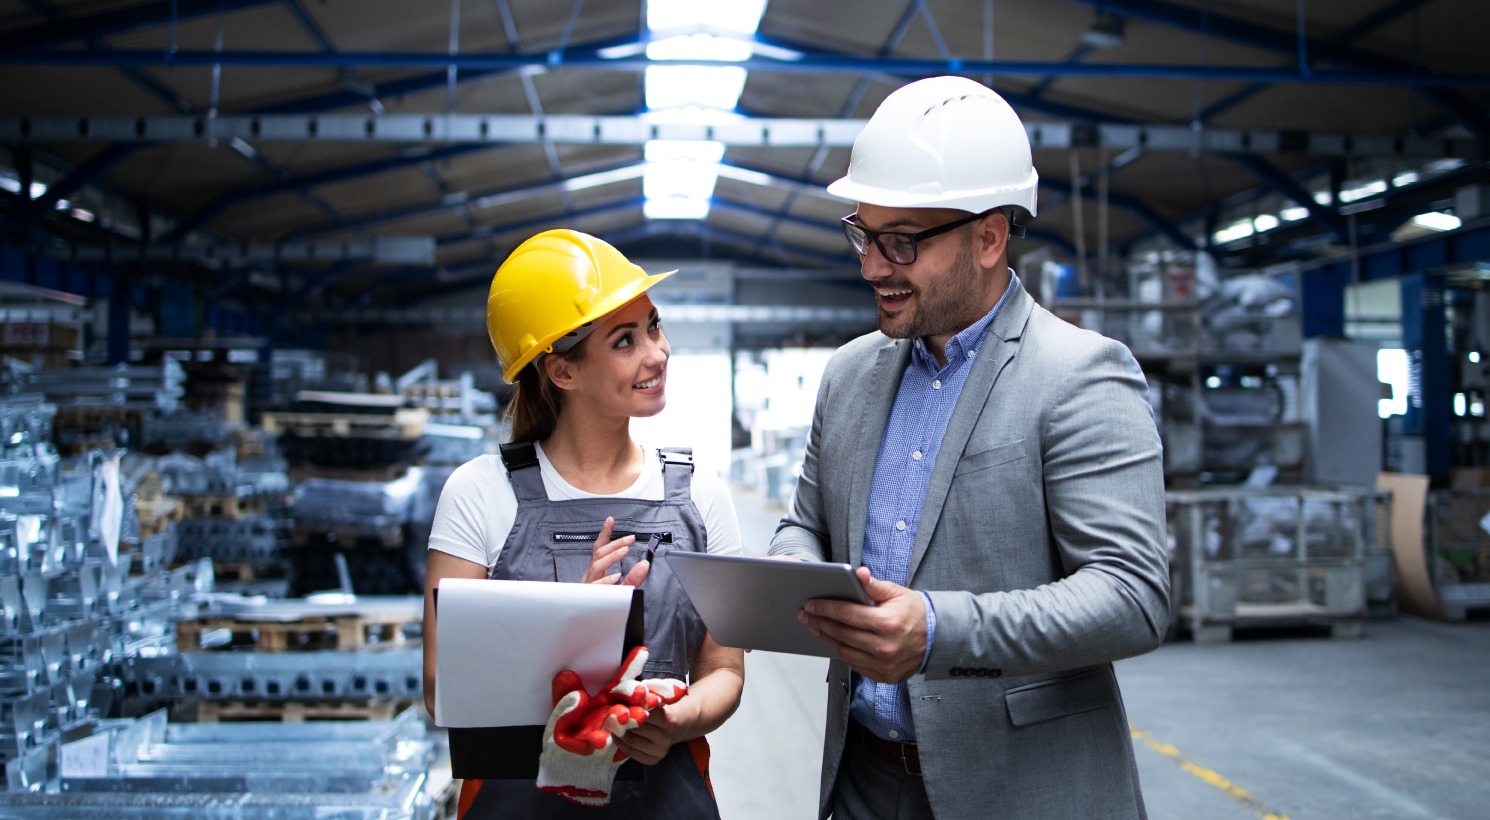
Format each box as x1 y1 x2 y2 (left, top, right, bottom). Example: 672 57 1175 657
582 516 651 587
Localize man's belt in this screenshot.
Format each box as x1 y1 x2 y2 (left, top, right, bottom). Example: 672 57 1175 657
851 720 921 776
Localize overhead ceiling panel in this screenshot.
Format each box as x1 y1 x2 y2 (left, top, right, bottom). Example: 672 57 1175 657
211 190 328 239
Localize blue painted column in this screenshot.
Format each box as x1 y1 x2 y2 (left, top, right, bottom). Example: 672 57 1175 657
106 271 132 365
1400 273 1451 479
1300 266 1349 337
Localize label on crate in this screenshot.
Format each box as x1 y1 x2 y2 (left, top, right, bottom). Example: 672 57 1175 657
2 322 49 347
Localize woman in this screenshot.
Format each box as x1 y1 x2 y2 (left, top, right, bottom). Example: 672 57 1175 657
422 229 745 818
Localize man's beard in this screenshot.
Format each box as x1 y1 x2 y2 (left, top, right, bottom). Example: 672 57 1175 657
877 231 986 341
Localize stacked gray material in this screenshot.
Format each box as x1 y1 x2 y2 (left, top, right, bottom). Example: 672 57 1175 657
0 399 216 790
175 516 284 564
291 467 423 537
156 450 291 589
138 409 229 453
1167 485 1381 641
0 706 439 817
12 359 185 411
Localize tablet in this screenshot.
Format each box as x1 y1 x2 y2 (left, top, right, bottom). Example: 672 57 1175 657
665 551 871 658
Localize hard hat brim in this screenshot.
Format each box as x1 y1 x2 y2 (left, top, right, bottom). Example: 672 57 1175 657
826 174 1039 218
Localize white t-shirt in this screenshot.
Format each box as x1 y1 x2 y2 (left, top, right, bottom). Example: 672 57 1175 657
427 443 744 569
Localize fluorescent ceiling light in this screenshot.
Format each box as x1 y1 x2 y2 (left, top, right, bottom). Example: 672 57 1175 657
647 0 767 34
1339 179 1387 203
715 164 775 188
1213 220 1255 244
640 1 768 220
1411 211 1461 232
649 33 753 62
560 165 648 193
1253 214 1279 232
645 65 747 111
1392 171 1420 187
644 139 723 220
597 41 647 59
1280 206 1309 221
644 198 711 220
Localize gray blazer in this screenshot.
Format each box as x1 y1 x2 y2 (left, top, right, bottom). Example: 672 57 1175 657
771 281 1170 819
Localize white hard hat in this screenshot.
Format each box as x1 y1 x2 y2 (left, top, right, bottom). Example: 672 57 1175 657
827 75 1039 218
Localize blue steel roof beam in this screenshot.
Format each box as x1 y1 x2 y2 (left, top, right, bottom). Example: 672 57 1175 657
779 0 927 247
282 0 386 114
10 48 1489 88
251 30 646 115
0 0 284 50
435 197 646 248
160 143 493 244
1027 175 1189 252
274 262 347 313
1047 0 1490 136
1338 0 1433 41
286 157 641 243
1227 154 1347 240
1027 45 1096 99
635 221 859 269
1200 0 1431 125
1 144 138 236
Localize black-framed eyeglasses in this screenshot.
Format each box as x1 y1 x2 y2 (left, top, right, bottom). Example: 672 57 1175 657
841 208 997 265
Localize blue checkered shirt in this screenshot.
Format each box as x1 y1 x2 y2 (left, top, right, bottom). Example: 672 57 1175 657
849 275 1018 743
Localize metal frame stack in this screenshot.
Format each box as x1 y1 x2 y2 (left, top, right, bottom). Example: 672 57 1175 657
1167 485 1386 642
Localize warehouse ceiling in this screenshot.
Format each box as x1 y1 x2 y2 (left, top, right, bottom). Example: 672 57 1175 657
0 0 1487 328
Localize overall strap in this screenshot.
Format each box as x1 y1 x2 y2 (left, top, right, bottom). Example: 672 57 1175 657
657 447 695 502
499 441 547 502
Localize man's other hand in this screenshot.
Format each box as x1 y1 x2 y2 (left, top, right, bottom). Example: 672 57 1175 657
798 566 926 683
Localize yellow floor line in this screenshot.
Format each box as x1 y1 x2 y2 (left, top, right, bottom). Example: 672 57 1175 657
1131 725 1292 820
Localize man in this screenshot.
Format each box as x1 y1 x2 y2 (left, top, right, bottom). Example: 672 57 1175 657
769 75 1171 819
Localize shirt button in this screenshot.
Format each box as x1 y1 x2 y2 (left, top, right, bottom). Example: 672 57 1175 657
968 350 977 359
895 520 906 531
932 379 942 390
911 451 922 461
888 729 900 739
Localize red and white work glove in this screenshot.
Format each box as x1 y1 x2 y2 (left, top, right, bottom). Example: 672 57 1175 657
536 646 688 806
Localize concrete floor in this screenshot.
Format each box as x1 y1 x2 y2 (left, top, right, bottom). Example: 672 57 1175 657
709 487 1490 820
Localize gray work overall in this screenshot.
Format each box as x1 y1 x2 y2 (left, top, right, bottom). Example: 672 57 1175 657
459 442 720 819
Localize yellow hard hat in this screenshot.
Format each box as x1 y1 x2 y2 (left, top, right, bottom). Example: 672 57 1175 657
486 229 675 383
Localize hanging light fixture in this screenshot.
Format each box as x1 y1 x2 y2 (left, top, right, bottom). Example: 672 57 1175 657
1080 12 1126 49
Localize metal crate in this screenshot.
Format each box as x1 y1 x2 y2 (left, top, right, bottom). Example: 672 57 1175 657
1425 488 1490 618
1168 486 1382 642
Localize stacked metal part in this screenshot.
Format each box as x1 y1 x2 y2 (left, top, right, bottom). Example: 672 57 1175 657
155 449 292 591
1166 485 1381 641
0 396 215 791
291 467 422 539
11 360 185 412
0 705 441 818
138 409 230 453
7 360 186 455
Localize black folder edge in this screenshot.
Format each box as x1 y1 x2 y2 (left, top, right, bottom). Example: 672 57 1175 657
440 586 647 781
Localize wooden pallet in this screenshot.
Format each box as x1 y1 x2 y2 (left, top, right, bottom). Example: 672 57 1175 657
179 494 275 519
177 612 420 652
188 698 417 723
1182 603 1365 643
134 496 184 536
260 407 429 440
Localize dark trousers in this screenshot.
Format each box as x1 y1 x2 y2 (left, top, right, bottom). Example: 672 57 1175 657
830 723 935 820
